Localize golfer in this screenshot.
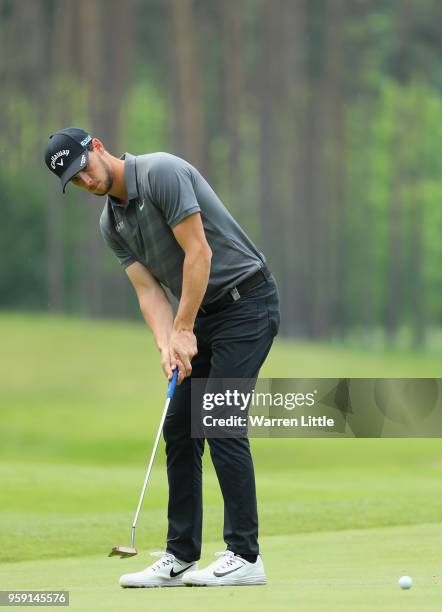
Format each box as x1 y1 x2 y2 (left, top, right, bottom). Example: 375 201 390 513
44 127 280 587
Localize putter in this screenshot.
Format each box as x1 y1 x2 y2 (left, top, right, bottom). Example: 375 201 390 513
109 369 179 559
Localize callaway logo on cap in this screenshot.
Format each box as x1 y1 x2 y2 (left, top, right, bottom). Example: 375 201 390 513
44 127 93 193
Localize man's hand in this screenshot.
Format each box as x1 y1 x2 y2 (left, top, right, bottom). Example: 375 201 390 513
168 328 198 384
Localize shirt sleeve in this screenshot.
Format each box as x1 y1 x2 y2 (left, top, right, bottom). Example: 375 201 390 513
99 219 137 270
148 156 201 228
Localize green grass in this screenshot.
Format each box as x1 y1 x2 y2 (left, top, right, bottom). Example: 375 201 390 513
0 313 441 610
2 526 441 611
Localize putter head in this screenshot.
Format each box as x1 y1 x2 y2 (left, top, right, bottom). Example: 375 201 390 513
109 546 138 559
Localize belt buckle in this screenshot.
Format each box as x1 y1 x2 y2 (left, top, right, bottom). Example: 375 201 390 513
230 287 241 301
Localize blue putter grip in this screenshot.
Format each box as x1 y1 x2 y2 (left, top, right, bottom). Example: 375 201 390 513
167 369 179 398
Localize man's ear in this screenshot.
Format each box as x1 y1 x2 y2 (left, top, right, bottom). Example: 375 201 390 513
91 137 105 153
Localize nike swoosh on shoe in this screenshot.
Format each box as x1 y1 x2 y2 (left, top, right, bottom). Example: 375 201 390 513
170 563 195 578
213 565 244 578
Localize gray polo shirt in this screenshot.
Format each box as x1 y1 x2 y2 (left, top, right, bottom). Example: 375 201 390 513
99 152 266 306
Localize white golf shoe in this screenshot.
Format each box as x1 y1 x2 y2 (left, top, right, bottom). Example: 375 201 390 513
119 551 197 588
182 550 267 587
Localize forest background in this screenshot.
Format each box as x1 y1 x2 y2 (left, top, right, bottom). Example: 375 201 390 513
1 0 441 349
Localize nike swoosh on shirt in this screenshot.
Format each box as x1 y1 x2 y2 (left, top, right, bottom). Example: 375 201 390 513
170 563 195 578
139 201 145 211
213 564 245 578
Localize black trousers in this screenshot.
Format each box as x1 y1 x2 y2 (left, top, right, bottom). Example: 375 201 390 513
163 274 280 562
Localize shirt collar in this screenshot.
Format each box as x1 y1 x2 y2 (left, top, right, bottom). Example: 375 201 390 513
109 152 138 207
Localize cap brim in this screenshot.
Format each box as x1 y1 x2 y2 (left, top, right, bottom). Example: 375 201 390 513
61 150 89 193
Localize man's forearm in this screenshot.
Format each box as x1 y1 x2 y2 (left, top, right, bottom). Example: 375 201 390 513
174 247 212 330
139 284 174 351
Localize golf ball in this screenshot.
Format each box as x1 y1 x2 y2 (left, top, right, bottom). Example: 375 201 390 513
398 575 413 589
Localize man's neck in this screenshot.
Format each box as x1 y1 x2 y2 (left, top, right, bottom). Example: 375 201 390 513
107 156 128 203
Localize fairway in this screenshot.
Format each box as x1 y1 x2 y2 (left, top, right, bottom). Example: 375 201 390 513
2 525 441 611
1 314 441 610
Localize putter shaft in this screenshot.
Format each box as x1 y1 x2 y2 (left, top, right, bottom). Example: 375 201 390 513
109 371 178 558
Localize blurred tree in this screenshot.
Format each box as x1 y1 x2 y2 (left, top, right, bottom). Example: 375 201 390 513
259 0 290 328
75 0 134 317
322 0 346 339
46 0 75 311
385 126 404 345
170 0 206 174
280 0 306 337
219 0 243 204
0 0 440 348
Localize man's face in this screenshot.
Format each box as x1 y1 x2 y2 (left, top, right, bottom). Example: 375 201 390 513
70 147 113 196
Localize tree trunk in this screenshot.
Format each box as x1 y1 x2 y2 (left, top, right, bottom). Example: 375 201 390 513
170 0 206 174
259 1 287 326
75 0 103 316
322 0 346 339
45 0 76 311
279 0 306 337
409 184 425 348
76 0 134 317
385 153 403 345
408 89 426 349
220 0 243 206
292 0 327 338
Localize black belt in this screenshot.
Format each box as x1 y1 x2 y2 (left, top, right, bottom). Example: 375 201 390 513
198 265 271 317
